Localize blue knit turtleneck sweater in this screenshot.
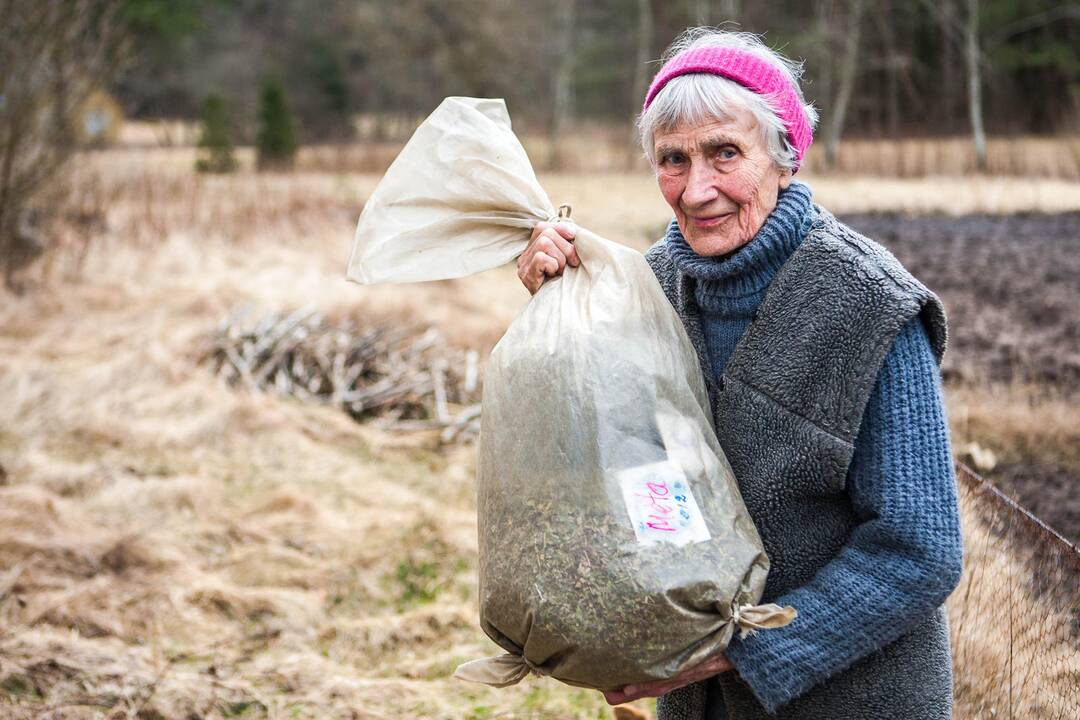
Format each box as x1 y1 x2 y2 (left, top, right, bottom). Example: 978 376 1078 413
666 181 818 376
665 181 962 713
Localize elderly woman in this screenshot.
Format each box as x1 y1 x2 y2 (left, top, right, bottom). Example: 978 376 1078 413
517 29 964 720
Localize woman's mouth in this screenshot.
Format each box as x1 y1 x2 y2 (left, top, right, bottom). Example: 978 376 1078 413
690 212 734 228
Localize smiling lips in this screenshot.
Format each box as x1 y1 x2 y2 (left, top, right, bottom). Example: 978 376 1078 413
689 212 734 228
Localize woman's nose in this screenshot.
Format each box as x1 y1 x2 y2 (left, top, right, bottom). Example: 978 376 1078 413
682 162 720 208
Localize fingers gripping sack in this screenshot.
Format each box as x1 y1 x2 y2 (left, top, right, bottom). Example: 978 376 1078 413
347 97 795 690
517 217 578 295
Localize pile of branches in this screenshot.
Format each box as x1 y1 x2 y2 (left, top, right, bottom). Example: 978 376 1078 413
203 307 482 443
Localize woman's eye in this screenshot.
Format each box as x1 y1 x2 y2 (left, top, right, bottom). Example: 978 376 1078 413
664 152 687 166
718 147 738 161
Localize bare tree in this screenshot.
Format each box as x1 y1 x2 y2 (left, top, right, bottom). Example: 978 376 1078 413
689 0 709 26
917 0 986 166
550 0 577 169
822 0 866 169
815 1 834 126
873 0 900 136
718 0 740 23
965 0 987 171
628 0 653 166
923 0 1077 170
0 0 125 292
940 0 960 133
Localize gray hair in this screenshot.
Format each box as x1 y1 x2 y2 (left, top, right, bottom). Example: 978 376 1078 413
637 28 818 171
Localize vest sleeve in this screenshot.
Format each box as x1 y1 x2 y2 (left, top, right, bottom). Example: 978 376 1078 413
721 316 964 713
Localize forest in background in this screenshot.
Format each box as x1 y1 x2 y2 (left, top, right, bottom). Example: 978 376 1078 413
3 0 1078 290
115 0 1079 149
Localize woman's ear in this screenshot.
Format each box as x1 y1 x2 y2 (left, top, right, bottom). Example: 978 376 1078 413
778 168 793 190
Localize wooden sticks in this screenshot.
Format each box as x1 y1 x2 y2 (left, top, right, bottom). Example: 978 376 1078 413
204 307 483 442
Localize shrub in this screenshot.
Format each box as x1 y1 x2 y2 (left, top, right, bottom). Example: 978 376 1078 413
195 94 238 173
256 78 297 171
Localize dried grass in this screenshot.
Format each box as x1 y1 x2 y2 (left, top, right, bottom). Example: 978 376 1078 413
532 130 1080 180
947 385 1080 469
120 117 1080 178
0 148 1076 718
799 136 1080 180
948 466 1080 719
0 149 631 718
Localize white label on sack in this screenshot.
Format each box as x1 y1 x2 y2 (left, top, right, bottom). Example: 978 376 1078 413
618 461 711 547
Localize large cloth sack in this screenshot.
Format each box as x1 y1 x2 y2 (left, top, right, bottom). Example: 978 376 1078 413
348 97 794 691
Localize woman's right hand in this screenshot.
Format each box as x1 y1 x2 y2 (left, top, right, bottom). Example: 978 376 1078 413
517 221 579 295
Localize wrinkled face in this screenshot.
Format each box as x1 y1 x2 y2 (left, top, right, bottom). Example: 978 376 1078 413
652 105 791 257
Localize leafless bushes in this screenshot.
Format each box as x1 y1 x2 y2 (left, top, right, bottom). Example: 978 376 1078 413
203 307 483 443
0 0 126 293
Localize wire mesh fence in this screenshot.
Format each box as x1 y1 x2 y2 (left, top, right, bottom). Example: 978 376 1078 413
948 462 1080 719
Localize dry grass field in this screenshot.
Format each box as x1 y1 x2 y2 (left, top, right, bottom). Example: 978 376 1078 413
1 147 1078 718
121 120 1080 180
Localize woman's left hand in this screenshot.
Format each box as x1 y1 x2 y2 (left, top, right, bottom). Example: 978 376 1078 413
602 653 734 705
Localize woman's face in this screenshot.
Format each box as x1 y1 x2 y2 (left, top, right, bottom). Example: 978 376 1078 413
652 105 792 257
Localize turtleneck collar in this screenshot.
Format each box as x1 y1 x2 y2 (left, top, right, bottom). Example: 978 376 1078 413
664 180 816 300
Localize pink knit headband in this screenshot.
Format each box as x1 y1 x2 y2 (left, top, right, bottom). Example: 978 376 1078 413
643 46 813 170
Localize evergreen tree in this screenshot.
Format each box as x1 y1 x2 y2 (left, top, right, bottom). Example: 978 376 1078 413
195 93 237 173
301 39 352 139
256 78 297 171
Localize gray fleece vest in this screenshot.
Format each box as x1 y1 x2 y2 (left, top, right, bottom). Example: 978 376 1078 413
645 208 953 720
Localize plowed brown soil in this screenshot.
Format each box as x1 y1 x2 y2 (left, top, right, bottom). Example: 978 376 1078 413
842 212 1080 542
